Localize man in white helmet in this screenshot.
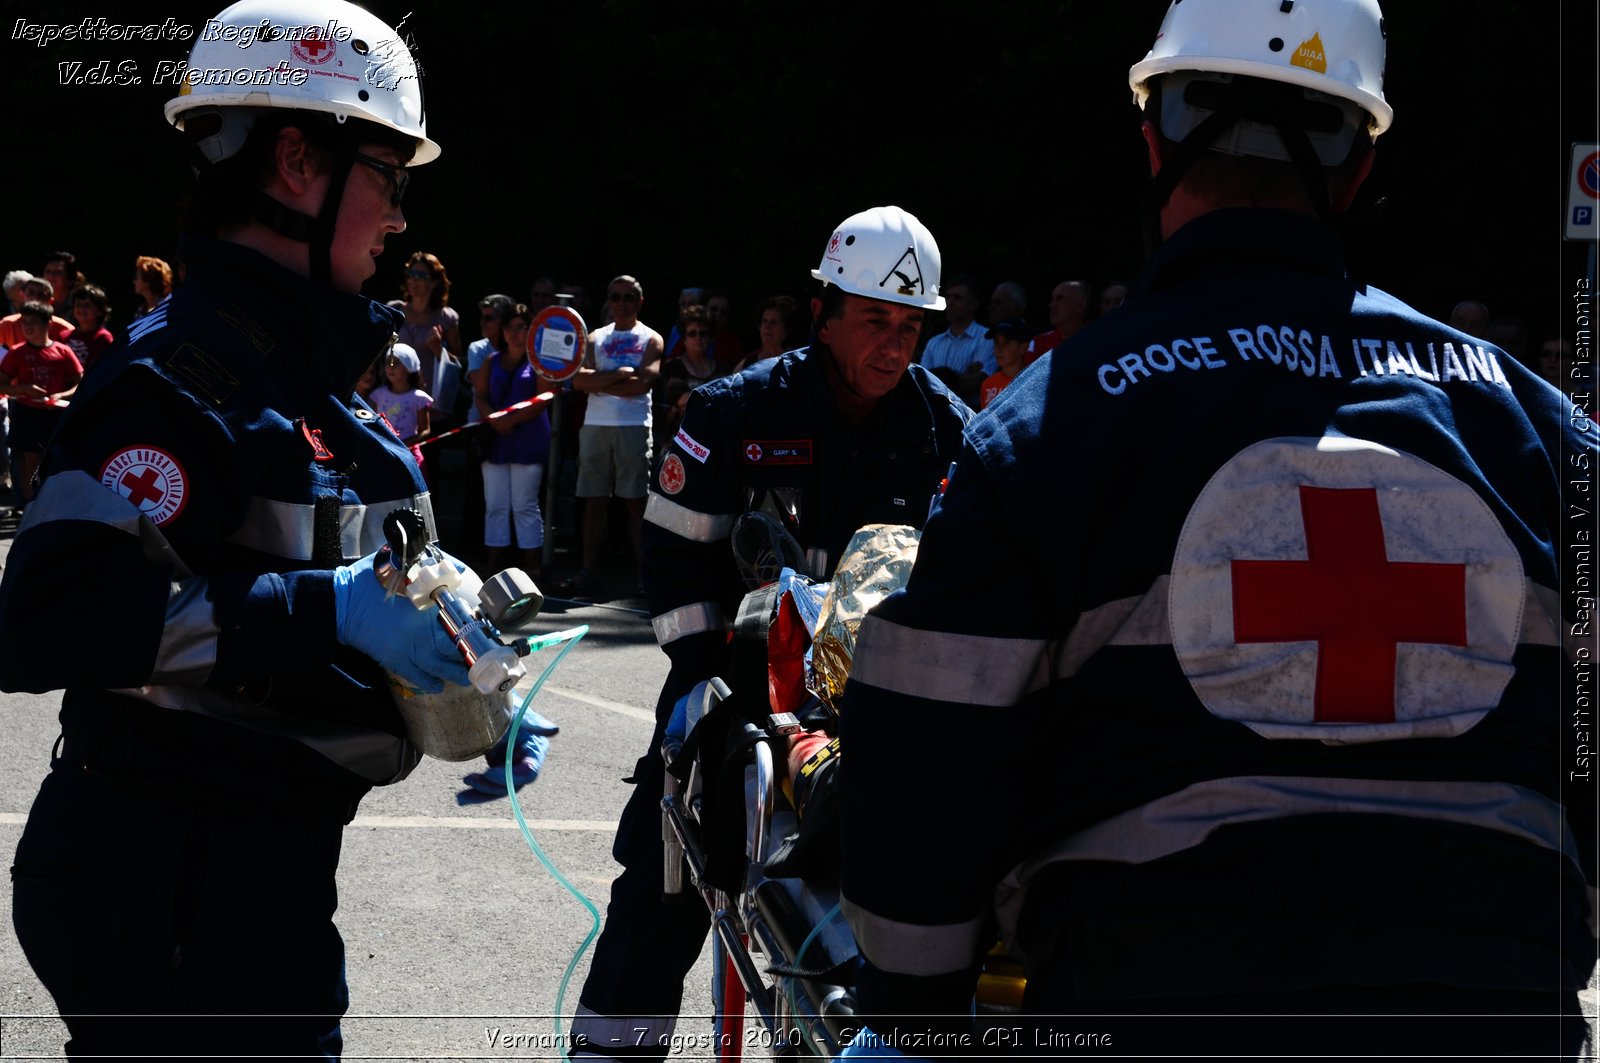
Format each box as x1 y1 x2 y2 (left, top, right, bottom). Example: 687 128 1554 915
837 0 1595 1057
0 2 472 1057
570 206 971 1060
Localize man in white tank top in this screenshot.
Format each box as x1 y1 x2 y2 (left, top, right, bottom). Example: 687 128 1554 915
565 274 663 595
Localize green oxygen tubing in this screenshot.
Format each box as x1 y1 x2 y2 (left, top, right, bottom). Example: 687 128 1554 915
500 625 597 1061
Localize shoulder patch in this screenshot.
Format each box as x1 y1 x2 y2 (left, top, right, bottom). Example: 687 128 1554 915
659 453 687 495
163 342 239 405
214 302 275 357
100 445 190 526
673 427 710 464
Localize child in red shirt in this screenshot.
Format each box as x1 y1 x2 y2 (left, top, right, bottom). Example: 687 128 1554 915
0 301 83 504
980 319 1032 409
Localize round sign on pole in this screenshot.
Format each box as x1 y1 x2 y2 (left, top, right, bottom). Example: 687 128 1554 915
1580 151 1600 199
530 306 587 381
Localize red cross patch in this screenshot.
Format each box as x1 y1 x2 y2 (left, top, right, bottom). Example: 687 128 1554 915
100 445 190 527
745 442 764 463
1169 436 1524 743
291 31 336 66
659 453 687 495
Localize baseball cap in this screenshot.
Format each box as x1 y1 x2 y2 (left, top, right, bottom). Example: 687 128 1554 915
986 319 1031 341
389 343 421 373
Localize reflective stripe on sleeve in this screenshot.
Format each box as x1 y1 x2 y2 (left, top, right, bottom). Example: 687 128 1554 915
992 774 1584 964
569 1005 678 1056
841 895 988 977
850 616 1051 707
227 493 436 561
153 579 218 683
651 602 725 647
643 492 735 543
854 572 1563 708
111 683 413 784
1527 582 1567 652
20 470 195 578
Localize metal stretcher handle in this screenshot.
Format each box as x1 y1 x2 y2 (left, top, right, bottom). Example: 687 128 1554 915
662 678 732 897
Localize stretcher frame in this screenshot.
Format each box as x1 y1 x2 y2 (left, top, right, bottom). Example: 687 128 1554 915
660 679 859 1061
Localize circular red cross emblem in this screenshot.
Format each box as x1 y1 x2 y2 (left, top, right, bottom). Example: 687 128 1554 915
100 445 189 526
745 443 763 463
292 30 337 66
659 453 686 495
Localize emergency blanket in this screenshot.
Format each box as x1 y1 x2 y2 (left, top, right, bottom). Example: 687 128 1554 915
810 524 921 713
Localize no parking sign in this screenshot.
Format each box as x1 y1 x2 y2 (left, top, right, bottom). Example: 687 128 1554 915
1567 142 1599 240
530 305 588 381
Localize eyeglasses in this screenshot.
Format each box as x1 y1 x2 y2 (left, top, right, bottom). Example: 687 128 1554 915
608 291 640 303
354 151 411 207
683 329 710 339
404 268 436 281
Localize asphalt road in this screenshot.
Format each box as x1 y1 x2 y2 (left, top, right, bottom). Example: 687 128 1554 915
0 520 730 1060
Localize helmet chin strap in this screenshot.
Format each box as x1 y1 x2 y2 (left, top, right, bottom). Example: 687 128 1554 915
250 139 358 288
1143 82 1337 253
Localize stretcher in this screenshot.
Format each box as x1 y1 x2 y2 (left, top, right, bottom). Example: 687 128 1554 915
658 522 1028 1060
660 677 859 1060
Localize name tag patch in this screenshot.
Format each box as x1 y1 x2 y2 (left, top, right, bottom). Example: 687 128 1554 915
743 439 813 465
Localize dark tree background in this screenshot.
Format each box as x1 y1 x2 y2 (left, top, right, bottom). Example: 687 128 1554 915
7 0 1597 349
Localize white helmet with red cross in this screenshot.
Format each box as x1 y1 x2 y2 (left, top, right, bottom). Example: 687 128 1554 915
165 0 439 166
811 205 945 312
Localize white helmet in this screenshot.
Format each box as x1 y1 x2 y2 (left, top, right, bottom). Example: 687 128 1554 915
811 205 944 312
1129 0 1392 138
165 0 439 166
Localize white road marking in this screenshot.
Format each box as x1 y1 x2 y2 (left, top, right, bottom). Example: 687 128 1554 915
351 816 616 831
0 812 616 831
539 685 655 724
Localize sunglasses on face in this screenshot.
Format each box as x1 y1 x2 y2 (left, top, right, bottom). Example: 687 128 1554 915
608 291 640 303
353 152 411 208
683 329 710 339
480 312 500 323
404 269 436 281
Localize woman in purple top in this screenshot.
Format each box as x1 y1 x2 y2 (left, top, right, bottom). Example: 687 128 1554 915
477 303 550 578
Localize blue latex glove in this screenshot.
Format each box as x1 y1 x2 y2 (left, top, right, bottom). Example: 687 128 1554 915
332 549 471 693
463 710 560 796
664 679 712 745
839 1028 915 1060
510 708 561 755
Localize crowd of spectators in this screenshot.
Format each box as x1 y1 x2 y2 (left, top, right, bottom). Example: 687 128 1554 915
0 248 1575 599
